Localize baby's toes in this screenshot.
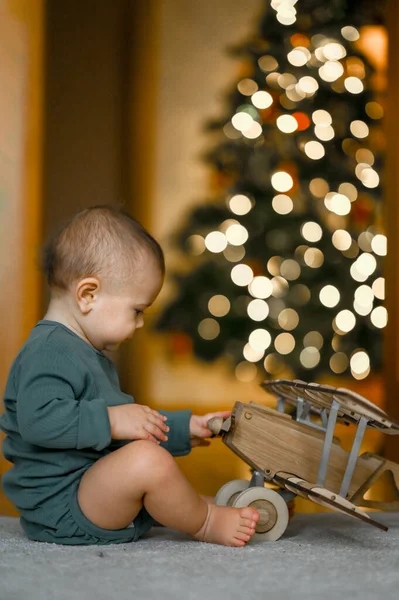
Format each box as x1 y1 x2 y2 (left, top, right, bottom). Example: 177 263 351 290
238 524 256 537
239 506 260 523
240 517 257 530
234 530 251 543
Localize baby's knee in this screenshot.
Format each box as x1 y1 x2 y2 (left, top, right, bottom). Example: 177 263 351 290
124 440 176 477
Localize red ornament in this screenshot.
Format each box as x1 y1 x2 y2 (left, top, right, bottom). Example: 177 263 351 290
292 112 311 131
170 332 193 356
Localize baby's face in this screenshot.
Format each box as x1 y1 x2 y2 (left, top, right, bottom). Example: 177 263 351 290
83 257 163 352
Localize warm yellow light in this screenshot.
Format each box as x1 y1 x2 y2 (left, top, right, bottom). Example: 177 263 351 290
370 306 387 328
271 171 294 192
287 84 305 102
304 141 325 160
312 109 332 125
323 42 346 60
332 230 352 251
238 79 258 96
304 247 324 268
258 55 278 72
338 182 358 202
330 352 349 373
324 192 351 216
278 73 297 89
355 252 377 277
301 221 322 242
319 285 340 308
187 234 205 255
272 194 293 214
303 331 323 349
243 343 265 363
249 328 272 351
231 264 254 286
278 308 299 331
350 120 369 139
280 259 300 281
341 26 360 41
288 47 310 66
372 277 385 300
249 276 273 299
324 193 351 216
251 91 273 109
205 231 227 253
231 112 253 131
223 245 245 263
297 76 319 94
359 168 380 189
344 77 364 94
365 102 384 120
226 224 248 246
354 285 374 307
300 347 320 368
335 309 356 333
350 350 370 376
271 276 289 296
242 122 263 139
247 299 269 321
309 178 329 197
229 194 252 216
208 295 231 317
354 299 372 316
277 114 298 133
319 61 344 82
356 149 374 165
198 318 220 340
275 332 295 354
315 125 334 141
371 234 387 256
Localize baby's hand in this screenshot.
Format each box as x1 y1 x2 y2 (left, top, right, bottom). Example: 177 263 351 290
189 411 231 448
107 404 169 443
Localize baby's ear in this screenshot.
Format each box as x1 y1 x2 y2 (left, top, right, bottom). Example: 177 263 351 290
75 278 100 314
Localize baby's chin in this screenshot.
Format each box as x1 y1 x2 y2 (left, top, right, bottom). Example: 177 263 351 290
102 338 131 352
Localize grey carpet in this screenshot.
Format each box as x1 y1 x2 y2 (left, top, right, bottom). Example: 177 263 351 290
1 512 398 600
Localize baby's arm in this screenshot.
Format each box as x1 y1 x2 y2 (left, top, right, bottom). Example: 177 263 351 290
17 344 111 450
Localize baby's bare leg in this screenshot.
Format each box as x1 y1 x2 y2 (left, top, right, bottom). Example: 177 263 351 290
78 440 259 547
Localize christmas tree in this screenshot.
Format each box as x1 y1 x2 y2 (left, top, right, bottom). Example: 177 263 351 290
156 0 387 383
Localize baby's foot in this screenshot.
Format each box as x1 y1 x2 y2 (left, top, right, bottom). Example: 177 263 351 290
194 504 259 547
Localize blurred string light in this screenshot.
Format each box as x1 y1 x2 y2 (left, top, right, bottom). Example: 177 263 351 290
271 0 298 26
188 6 385 382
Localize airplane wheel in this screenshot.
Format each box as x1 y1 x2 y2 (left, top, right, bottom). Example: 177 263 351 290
215 479 250 507
232 487 289 542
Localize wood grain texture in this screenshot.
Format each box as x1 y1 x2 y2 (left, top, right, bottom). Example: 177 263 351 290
224 402 395 503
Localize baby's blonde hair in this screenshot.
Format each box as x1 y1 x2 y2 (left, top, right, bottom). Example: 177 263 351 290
42 206 165 290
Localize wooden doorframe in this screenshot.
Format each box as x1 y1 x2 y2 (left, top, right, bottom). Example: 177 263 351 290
0 0 44 516
383 0 399 461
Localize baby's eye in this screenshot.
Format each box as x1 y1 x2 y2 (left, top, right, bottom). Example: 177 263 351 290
135 309 144 316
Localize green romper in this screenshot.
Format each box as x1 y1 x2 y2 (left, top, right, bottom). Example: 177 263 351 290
0 320 192 545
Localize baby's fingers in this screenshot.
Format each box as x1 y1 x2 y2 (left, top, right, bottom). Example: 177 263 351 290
144 422 169 442
148 413 170 433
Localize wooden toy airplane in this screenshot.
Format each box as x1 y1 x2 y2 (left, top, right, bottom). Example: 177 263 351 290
208 379 399 542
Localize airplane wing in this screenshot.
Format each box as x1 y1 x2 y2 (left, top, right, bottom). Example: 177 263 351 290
274 471 388 531
262 379 399 434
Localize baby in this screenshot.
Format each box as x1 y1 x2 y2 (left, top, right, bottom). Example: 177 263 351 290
0 206 259 546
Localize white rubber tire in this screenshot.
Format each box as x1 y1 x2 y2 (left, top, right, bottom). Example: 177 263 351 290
215 479 250 507
232 487 289 542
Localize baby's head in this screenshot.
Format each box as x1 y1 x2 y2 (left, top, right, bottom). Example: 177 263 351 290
42 206 165 351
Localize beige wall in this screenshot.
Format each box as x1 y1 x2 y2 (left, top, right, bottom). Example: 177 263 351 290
142 0 268 411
